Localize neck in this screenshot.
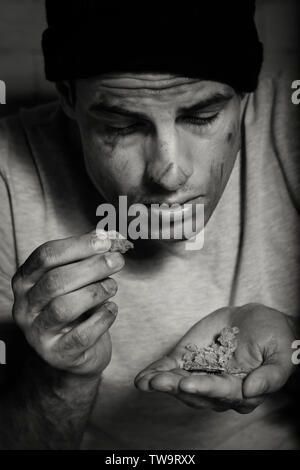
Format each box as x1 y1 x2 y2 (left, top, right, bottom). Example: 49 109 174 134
127 237 202 264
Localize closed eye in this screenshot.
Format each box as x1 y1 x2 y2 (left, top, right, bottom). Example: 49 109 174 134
105 113 219 137
178 112 219 127
105 121 147 136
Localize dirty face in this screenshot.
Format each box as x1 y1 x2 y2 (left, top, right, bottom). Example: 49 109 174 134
71 74 243 238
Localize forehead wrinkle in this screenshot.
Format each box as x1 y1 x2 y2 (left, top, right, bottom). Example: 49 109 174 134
92 84 234 114
91 79 233 100
98 73 192 81
96 89 194 107
92 94 184 117
99 79 203 92
95 74 201 89
78 76 235 108
93 84 201 102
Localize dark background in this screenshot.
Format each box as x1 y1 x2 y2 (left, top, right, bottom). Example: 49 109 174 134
0 0 299 118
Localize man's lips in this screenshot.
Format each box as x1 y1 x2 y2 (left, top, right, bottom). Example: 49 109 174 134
122 195 206 237
141 196 206 220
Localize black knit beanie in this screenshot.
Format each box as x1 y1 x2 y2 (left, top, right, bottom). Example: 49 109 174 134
42 1 263 92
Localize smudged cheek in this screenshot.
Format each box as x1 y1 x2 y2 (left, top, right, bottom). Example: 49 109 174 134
82 133 145 202
205 121 240 211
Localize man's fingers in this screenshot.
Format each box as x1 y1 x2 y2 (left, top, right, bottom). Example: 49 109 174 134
58 301 117 354
139 372 180 393
175 391 231 412
15 230 112 286
153 373 266 413
135 357 179 384
135 367 267 414
149 369 189 392
178 373 244 402
134 357 180 391
231 395 266 414
135 356 178 382
27 250 124 312
136 369 189 393
243 364 289 398
136 365 243 402
135 371 161 392
34 278 118 330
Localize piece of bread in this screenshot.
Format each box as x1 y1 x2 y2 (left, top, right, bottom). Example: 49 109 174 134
106 230 134 254
182 327 247 376
110 237 134 254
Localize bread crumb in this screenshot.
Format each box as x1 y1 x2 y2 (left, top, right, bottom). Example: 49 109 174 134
182 327 247 377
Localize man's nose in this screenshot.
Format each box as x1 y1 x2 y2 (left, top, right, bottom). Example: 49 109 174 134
145 127 193 191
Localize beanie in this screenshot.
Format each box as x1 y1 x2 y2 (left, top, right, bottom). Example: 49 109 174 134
42 1 263 92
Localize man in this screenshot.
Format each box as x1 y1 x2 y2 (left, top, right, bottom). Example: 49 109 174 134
0 0 299 449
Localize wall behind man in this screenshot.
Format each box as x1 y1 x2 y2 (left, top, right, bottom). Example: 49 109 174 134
0 0 299 118
0 0 54 113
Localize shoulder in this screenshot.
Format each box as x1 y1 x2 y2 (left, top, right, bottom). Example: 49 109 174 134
244 75 300 211
245 74 297 126
0 101 61 178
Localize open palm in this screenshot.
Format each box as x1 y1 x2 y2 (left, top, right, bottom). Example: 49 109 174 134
135 304 296 413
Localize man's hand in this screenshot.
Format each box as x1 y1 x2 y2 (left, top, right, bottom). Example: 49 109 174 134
135 304 297 414
0 231 127 449
11 230 125 378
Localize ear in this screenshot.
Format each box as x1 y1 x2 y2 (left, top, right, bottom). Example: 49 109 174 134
55 81 77 120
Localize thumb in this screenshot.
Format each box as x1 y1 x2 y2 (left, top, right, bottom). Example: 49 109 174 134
243 363 288 398
134 356 178 389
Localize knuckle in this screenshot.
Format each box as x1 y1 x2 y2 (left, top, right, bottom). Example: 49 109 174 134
35 243 57 268
41 270 64 296
85 283 101 300
11 270 23 294
48 297 71 324
89 230 109 252
89 232 99 250
39 344 61 368
103 253 113 270
85 282 116 302
12 302 23 326
35 340 50 361
70 327 91 349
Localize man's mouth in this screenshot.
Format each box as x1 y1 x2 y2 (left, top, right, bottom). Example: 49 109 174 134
143 195 205 216
133 197 205 235
117 195 205 241
143 195 205 208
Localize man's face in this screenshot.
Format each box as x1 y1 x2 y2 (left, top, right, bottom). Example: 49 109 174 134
71 74 242 235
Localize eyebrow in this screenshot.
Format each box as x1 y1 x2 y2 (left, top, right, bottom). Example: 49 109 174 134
178 92 234 114
90 92 234 120
90 102 148 121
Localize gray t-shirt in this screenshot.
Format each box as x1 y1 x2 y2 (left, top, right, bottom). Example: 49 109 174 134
0 76 299 449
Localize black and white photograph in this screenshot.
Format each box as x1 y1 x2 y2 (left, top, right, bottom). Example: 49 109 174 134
0 0 299 456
